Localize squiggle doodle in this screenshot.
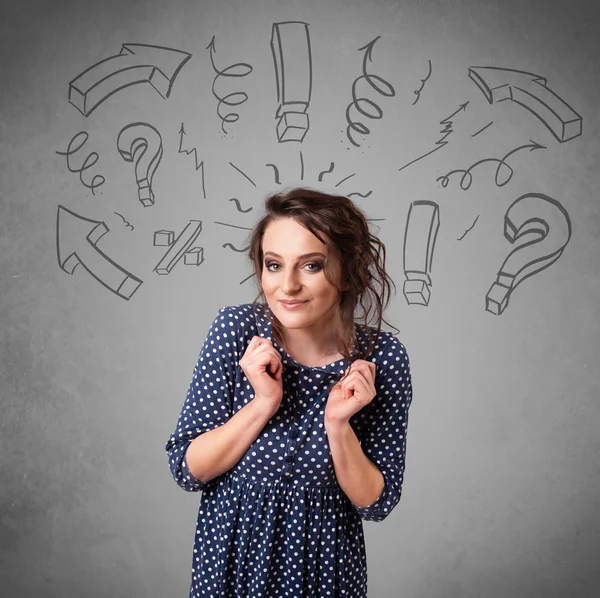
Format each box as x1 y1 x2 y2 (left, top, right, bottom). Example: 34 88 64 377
412 60 432 105
223 242 249 252
398 101 469 172
345 36 395 147
177 123 206 199
348 190 373 199
207 36 253 134
458 215 479 240
55 131 105 194
229 198 253 213
266 163 281 184
113 212 134 230
318 163 335 182
437 140 545 190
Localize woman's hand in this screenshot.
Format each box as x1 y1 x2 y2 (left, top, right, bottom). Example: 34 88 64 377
239 336 284 417
324 359 377 426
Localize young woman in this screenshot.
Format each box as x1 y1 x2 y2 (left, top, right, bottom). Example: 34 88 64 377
165 188 413 597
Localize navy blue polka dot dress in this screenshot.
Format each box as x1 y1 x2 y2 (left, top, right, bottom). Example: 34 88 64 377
165 302 413 597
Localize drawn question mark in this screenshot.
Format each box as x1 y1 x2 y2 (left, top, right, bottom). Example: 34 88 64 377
117 122 163 206
486 193 571 315
403 200 440 306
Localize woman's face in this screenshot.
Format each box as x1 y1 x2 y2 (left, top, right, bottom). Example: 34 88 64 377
260 218 345 335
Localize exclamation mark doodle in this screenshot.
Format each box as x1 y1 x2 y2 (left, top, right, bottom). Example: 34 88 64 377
271 21 312 143
403 201 440 306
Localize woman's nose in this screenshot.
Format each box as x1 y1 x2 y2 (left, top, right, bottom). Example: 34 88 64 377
281 271 301 293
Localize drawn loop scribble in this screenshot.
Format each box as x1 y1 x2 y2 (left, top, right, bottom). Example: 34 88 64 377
55 131 105 194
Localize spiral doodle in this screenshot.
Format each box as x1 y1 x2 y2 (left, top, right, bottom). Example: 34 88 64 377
207 36 253 134
55 131 105 194
345 36 395 148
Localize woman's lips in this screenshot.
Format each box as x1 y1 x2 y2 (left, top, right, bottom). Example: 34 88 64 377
280 300 308 310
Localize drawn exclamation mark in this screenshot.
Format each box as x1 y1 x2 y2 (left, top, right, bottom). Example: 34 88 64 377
403 201 440 306
271 21 312 143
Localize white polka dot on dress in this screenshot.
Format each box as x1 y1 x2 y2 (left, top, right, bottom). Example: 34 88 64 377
165 302 413 597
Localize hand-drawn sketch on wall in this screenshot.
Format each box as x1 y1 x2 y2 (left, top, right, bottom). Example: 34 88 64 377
271 21 313 143
345 36 396 147
117 122 163 207
177 123 206 199
317 162 335 182
471 121 494 138
457 215 480 241
403 200 440 306
437 139 546 190
68 43 191 116
56 205 143 299
229 198 253 213
153 220 203 275
55 131 105 195
486 193 571 315
206 36 253 135
113 212 134 231
468 66 583 143
229 161 257 187
412 59 432 106
265 163 282 184
398 102 469 172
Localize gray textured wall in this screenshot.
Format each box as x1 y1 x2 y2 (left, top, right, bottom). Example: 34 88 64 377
1 0 599 596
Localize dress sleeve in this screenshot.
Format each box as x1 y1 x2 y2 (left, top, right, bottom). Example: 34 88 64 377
165 306 238 492
351 335 413 521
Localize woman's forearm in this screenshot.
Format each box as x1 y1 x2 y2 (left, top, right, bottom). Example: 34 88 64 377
185 398 274 484
325 419 384 508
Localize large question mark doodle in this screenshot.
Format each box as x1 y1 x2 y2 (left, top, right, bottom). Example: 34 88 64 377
271 21 312 143
117 122 163 207
468 66 583 143
56 205 143 300
403 201 440 306
68 43 191 116
486 193 572 315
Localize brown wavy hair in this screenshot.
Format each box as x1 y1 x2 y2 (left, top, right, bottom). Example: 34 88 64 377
247 187 399 382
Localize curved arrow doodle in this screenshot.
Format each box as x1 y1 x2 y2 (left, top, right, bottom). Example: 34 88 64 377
468 66 583 143
56 205 143 300
68 43 191 116
206 36 253 134
345 36 395 147
437 140 546 190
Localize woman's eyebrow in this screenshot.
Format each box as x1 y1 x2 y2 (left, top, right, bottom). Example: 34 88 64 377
264 251 326 260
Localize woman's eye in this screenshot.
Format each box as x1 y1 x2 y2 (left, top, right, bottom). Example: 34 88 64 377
305 262 323 272
264 261 323 272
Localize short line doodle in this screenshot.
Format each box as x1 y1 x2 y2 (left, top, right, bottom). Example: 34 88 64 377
223 242 249 252
335 173 356 187
457 215 479 240
299 150 305 180
348 190 373 199
471 121 494 138
214 221 253 231
437 140 545 190
266 163 281 184
239 272 255 285
178 123 206 198
229 198 253 213
412 60 432 105
345 36 396 147
206 36 253 134
229 162 257 187
317 162 335 182
113 212 134 230
55 131 105 195
398 101 469 172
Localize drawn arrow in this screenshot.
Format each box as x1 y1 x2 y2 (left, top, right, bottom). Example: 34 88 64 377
468 66 582 143
68 43 192 116
56 205 143 300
